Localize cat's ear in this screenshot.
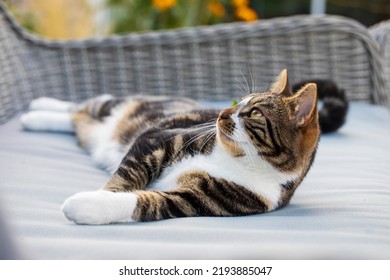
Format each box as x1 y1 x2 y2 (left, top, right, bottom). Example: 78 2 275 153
292 83 318 127
270 69 292 97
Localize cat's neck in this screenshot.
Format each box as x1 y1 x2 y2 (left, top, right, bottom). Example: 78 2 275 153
207 142 298 209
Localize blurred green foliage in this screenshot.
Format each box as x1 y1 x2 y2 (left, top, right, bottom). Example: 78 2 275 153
5 0 389 37
106 0 258 33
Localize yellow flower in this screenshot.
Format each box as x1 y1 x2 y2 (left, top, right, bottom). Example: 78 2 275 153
231 0 249 7
152 0 177 11
208 2 225 18
235 6 258 22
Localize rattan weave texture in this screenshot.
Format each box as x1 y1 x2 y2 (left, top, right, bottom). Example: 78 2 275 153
0 1 388 124
370 19 390 104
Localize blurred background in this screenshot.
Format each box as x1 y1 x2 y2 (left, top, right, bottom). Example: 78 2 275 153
3 0 390 40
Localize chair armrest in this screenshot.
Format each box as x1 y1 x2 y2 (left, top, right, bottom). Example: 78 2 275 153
370 20 390 107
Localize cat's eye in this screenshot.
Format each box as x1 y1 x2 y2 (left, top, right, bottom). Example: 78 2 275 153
249 108 262 118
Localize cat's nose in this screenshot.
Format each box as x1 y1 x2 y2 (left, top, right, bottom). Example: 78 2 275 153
218 110 230 120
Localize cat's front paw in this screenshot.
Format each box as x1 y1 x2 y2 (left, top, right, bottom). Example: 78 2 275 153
62 190 138 225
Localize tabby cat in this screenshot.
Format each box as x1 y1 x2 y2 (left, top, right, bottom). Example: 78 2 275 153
20 70 347 224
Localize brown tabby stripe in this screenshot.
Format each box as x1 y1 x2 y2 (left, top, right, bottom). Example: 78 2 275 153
277 180 298 209
82 98 125 119
132 172 268 222
244 122 272 150
264 118 282 156
245 115 296 171
268 126 297 171
281 180 295 191
96 99 125 118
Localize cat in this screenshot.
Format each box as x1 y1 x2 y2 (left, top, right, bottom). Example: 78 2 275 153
20 69 347 224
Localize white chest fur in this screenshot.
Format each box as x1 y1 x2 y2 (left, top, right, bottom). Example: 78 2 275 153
149 143 296 209
89 103 130 174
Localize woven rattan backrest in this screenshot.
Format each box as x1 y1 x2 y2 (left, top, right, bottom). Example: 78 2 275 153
0 1 387 124
370 20 390 104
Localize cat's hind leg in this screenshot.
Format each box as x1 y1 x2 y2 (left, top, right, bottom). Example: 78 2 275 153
29 97 78 112
20 94 116 133
28 94 116 114
20 111 75 133
20 97 79 132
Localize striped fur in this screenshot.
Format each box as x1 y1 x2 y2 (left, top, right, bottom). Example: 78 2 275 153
22 70 324 224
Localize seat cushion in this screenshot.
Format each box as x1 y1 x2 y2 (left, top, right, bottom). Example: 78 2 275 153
0 102 389 259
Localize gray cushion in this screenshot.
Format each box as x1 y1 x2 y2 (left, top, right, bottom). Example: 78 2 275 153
0 102 389 259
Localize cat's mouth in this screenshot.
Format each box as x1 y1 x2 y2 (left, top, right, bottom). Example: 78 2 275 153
217 119 235 140
217 126 246 157
218 128 234 143
217 119 248 145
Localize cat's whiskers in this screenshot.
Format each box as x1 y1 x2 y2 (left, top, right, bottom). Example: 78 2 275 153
235 128 257 168
233 70 248 98
178 125 216 154
236 67 257 98
166 121 216 141
248 66 256 93
236 82 247 99
198 129 217 153
182 120 216 132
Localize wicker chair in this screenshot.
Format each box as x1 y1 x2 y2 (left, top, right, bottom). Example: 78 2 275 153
0 1 388 125
2 2 390 260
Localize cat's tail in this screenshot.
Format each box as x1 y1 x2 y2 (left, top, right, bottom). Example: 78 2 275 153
292 80 349 133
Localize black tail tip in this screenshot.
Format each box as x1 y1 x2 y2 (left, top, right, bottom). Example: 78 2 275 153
293 79 349 134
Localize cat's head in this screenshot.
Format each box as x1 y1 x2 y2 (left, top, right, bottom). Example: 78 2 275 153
217 69 320 175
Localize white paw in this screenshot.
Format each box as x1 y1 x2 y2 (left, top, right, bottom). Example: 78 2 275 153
30 97 74 112
20 111 49 131
20 111 74 132
62 191 138 225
